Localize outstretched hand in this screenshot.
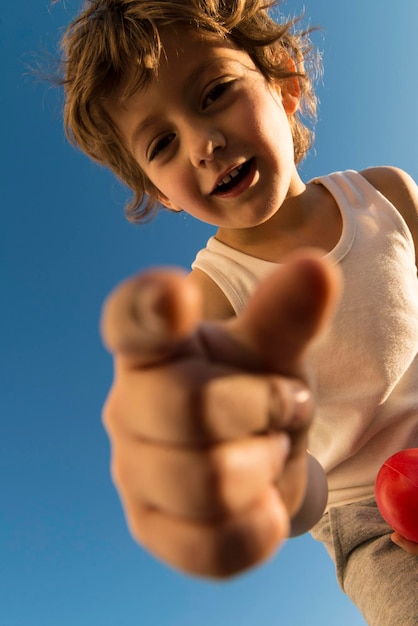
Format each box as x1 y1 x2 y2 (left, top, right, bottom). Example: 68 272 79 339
101 251 341 578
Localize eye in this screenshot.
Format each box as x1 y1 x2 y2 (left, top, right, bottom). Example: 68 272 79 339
149 133 175 161
203 81 234 108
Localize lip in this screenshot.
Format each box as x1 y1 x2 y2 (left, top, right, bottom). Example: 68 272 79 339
210 158 256 198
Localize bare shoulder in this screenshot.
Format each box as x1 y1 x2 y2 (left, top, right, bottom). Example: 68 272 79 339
360 166 418 209
185 268 235 321
360 166 418 254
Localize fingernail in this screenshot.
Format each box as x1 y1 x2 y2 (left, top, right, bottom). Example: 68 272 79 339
134 280 168 335
291 381 313 427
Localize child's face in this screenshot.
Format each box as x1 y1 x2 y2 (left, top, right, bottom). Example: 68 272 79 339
107 27 302 231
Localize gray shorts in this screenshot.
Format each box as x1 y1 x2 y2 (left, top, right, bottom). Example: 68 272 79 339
310 497 418 626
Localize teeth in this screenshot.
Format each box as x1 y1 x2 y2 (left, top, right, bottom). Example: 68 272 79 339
219 164 243 186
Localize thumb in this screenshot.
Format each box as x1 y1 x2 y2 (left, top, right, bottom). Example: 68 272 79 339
226 250 341 376
100 268 202 367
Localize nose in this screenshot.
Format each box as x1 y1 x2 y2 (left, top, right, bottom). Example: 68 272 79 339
186 124 226 168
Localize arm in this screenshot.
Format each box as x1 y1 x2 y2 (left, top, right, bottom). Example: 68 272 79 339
185 267 235 321
101 252 340 578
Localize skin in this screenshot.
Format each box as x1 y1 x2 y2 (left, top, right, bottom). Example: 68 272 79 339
102 27 418 575
102 253 341 577
107 27 343 267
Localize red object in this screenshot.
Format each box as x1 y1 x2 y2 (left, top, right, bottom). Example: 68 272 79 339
375 449 418 543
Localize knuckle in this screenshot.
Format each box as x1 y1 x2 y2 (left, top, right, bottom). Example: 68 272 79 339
109 455 121 488
109 451 128 491
198 447 235 513
195 375 240 440
101 386 120 434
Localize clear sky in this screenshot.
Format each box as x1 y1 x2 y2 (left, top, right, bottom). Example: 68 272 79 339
2 2 417 625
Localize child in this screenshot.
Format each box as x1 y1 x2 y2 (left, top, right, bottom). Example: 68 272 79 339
60 1 418 623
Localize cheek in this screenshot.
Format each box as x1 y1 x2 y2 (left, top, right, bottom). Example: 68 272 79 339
150 169 195 208
237 91 292 146
145 164 179 193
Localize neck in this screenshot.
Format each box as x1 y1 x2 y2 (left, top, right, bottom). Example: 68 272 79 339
216 174 311 262
215 174 341 262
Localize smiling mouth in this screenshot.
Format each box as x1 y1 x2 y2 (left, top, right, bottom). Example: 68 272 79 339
211 158 255 195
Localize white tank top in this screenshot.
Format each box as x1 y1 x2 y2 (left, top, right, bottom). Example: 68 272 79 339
192 170 418 508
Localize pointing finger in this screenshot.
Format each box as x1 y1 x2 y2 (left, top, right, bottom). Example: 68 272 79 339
225 250 341 376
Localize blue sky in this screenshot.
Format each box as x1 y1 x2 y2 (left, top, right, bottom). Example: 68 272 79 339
2 2 418 625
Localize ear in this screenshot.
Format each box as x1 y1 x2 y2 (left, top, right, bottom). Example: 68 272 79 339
157 193 182 212
280 79 301 115
276 57 301 115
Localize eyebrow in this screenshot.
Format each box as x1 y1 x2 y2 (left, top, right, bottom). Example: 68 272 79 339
130 57 237 151
183 58 225 90
131 113 163 151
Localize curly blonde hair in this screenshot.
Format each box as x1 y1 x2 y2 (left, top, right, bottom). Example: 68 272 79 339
61 0 320 222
